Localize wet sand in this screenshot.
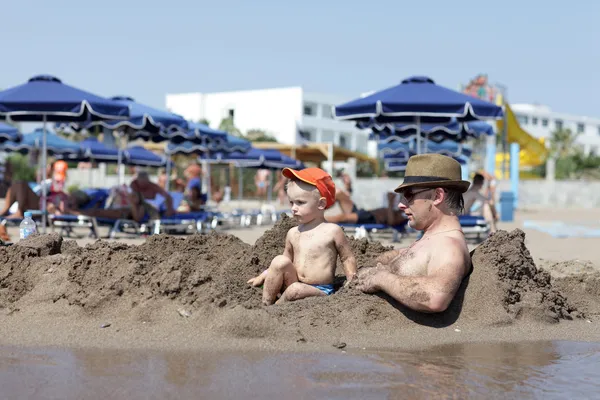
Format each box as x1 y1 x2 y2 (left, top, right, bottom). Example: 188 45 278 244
2 340 599 399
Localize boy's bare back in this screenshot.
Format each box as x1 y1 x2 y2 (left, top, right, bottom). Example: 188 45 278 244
286 222 353 285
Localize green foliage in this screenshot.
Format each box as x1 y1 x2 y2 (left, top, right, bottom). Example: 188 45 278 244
246 129 278 143
218 117 243 137
67 184 81 194
537 128 600 179
198 118 210 126
7 153 36 182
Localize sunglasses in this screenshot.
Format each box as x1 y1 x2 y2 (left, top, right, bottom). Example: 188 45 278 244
400 188 434 203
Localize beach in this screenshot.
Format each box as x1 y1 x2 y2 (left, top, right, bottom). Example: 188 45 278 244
0 206 599 353
1 207 600 398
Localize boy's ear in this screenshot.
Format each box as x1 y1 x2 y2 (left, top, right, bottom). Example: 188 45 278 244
317 197 327 210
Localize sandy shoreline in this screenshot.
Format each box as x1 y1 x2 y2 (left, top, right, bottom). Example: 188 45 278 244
1 208 599 354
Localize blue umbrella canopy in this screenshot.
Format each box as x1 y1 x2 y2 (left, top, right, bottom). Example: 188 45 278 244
2 128 81 155
124 145 168 167
386 155 468 172
379 139 472 160
67 96 189 141
0 122 21 143
169 122 232 148
334 76 503 125
198 148 304 170
167 133 251 154
0 75 130 122
369 120 495 144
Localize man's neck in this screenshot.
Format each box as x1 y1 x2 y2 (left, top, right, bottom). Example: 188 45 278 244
422 213 461 236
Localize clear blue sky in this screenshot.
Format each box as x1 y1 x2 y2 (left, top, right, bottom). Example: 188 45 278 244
2 0 599 117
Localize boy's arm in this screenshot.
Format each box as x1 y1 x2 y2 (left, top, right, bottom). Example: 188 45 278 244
282 229 294 261
333 226 357 282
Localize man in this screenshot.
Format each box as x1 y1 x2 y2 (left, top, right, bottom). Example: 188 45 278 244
130 171 175 216
326 190 407 226
355 154 472 313
462 172 497 233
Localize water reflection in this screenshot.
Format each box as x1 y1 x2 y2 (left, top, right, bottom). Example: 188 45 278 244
0 341 598 399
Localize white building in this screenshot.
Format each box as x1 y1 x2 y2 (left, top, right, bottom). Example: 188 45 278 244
165 87 370 153
512 103 600 154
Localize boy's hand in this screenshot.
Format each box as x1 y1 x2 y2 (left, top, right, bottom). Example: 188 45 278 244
343 273 357 289
247 270 268 287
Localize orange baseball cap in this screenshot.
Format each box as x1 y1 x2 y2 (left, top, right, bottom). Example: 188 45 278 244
282 167 336 208
53 160 68 180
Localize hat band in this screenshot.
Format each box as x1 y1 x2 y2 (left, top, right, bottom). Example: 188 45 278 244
402 175 452 184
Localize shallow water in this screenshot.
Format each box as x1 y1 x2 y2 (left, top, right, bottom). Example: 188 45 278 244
1 341 599 399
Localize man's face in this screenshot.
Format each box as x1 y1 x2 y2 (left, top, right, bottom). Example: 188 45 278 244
286 180 324 224
398 187 435 229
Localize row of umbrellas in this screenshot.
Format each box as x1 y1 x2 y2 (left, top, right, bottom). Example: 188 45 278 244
0 75 304 230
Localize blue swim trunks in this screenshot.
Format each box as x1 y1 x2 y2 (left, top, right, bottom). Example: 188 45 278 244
311 284 335 296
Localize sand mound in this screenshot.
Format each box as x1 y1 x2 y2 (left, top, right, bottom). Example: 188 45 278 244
0 221 597 344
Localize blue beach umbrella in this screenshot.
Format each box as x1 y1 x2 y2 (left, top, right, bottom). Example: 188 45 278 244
0 122 21 143
335 76 503 153
124 145 169 167
3 128 81 156
0 75 129 230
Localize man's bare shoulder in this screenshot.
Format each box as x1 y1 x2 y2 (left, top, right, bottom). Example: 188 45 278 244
428 234 470 273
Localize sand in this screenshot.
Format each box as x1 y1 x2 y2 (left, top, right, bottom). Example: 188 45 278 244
0 215 599 352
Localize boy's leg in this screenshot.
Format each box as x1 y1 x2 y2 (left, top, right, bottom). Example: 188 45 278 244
276 282 327 304
262 255 298 305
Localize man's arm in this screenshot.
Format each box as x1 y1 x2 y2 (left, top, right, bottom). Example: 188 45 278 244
365 238 468 313
332 225 357 281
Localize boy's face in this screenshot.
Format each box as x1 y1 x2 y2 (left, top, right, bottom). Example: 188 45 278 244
287 180 326 224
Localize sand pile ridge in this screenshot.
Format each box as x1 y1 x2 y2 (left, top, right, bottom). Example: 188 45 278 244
0 216 597 343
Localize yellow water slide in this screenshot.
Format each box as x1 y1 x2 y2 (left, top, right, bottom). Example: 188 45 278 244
495 102 548 173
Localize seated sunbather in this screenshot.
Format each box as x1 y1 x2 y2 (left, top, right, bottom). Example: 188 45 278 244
62 190 159 223
326 190 407 226
131 171 175 216
0 181 74 219
462 173 497 233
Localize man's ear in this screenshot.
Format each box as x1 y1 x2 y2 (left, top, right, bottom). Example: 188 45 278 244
317 197 328 210
432 188 445 206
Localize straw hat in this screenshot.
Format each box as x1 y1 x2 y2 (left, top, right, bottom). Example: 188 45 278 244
394 154 471 193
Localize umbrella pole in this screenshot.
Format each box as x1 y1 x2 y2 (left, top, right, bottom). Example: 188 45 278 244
165 150 171 192
89 159 93 187
424 132 429 153
238 166 243 201
41 115 48 233
117 132 123 186
415 116 421 154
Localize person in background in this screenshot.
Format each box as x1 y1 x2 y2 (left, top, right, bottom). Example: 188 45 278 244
272 171 288 205
0 155 12 197
130 171 175 216
336 170 353 195
254 168 271 198
51 160 68 193
462 173 497 233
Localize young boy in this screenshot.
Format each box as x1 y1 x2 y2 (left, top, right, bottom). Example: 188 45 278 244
248 167 357 305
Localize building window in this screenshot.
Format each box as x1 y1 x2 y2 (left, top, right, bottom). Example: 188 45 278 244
298 128 315 141
339 133 352 149
516 114 529 125
555 119 563 130
339 136 347 148
577 123 585 133
321 129 334 143
597 126 600 136
542 118 549 127
228 109 235 119
303 102 316 116
320 105 333 119
532 117 538 125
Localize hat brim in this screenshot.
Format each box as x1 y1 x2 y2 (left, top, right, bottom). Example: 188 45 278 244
282 168 314 186
394 180 471 194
